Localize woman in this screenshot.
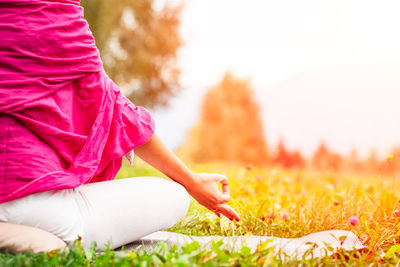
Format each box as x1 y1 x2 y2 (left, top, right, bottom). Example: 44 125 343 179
0 0 239 249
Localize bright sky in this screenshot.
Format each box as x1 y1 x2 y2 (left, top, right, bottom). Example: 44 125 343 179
153 0 400 158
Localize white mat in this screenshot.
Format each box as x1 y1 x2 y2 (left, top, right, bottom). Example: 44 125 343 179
120 230 366 260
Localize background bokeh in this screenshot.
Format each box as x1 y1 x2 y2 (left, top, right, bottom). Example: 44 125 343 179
82 0 400 170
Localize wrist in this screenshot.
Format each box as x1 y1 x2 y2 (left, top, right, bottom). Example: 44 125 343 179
180 169 198 188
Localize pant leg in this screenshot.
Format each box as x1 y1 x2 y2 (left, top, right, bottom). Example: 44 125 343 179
0 177 190 249
0 188 84 244
77 177 190 249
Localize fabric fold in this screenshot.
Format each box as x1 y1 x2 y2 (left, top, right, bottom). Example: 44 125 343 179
0 0 155 203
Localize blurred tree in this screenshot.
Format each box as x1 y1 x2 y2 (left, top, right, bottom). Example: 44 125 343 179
273 139 305 169
179 72 269 165
81 0 182 108
312 142 343 171
345 148 363 173
389 146 400 174
364 148 381 173
274 139 289 166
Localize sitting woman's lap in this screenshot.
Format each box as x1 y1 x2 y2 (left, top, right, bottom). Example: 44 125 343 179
0 177 190 249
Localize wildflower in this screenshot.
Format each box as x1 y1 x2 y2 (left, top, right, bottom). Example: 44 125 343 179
340 216 361 247
348 216 360 226
333 200 339 206
387 154 394 164
246 163 253 170
48 250 57 258
267 212 275 220
394 209 400 217
260 216 265 221
282 212 289 220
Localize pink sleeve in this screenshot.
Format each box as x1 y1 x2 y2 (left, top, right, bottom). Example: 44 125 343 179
88 78 156 183
0 0 156 202
115 93 156 154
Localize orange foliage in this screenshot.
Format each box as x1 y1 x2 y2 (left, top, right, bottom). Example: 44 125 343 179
273 139 305 169
312 142 343 171
179 72 268 165
310 142 400 175
178 73 400 174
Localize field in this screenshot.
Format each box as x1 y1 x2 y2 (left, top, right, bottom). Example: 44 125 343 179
1 160 400 266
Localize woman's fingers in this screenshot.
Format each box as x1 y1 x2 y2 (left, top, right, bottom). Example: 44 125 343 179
217 175 230 203
216 203 240 221
189 172 239 221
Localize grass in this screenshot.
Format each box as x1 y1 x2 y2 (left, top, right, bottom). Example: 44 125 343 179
2 160 400 266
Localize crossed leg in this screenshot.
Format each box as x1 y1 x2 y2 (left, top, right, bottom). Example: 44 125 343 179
0 177 190 249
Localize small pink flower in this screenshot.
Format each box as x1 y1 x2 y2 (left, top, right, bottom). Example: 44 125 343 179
394 209 400 217
267 212 275 220
348 216 360 226
256 175 262 182
282 212 289 220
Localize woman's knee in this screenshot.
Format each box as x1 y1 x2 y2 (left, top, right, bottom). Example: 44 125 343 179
78 177 192 248
173 181 191 219
159 179 191 228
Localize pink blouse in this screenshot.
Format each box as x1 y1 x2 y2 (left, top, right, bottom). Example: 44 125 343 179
0 0 155 203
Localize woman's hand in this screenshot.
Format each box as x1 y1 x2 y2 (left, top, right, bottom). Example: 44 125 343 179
134 134 240 221
185 172 240 221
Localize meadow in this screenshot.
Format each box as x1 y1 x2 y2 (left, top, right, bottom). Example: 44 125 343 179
1 160 400 266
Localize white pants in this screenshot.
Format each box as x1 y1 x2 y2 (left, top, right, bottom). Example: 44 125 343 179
0 177 190 249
